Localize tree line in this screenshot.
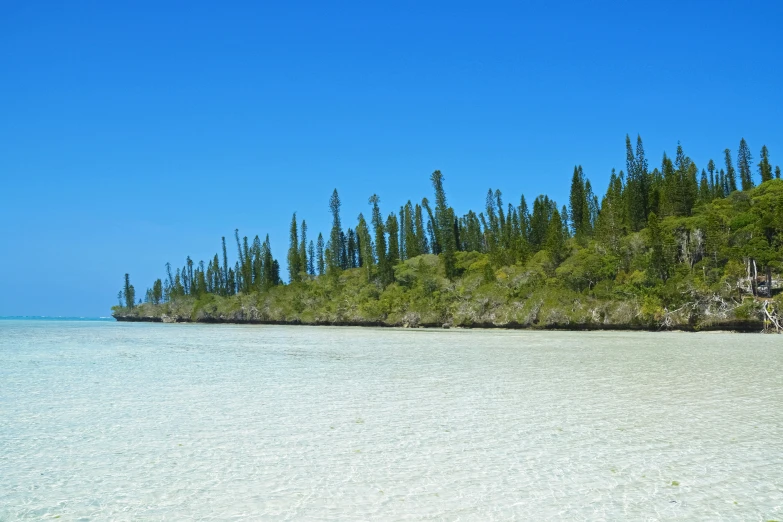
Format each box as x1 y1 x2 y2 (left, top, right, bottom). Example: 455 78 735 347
118 136 781 308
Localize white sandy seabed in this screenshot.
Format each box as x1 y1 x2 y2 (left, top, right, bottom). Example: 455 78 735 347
0 319 781 520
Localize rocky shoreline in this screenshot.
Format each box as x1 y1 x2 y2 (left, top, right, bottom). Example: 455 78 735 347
112 313 766 333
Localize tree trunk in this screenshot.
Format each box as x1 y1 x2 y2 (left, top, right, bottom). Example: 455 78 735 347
767 265 773 297
752 259 758 296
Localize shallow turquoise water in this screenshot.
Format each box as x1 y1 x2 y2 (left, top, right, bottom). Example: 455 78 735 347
1 320 781 520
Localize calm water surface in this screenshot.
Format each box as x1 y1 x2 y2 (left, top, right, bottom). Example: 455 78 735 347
1 320 781 520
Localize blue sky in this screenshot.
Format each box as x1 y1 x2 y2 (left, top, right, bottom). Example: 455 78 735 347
1 1 781 316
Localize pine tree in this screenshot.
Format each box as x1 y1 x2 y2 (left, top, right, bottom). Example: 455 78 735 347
595 169 624 254
698 169 710 204
647 212 670 281
287 212 301 282
347 228 357 268
221 237 229 295
495 190 506 249
545 208 566 264
456 215 465 253
421 197 439 254
299 220 308 278
235 230 252 293
648 167 661 217
776 166 781 179
165 262 175 293
414 203 428 254
307 240 315 275
369 194 392 283
273 259 281 285
251 235 262 290
625 135 649 231
186 256 195 294
707 159 717 199
738 138 754 190
585 178 597 232
316 233 325 276
530 195 554 250
327 189 342 273
386 213 400 266
724 149 738 193
671 144 698 216
339 230 348 270
560 205 570 239
123 273 135 308
430 170 457 279
398 205 406 261
665 143 689 216
262 235 275 288
569 165 593 240
460 211 484 253
635 135 649 211
402 201 416 259
518 195 530 243
569 166 585 238
196 261 207 295
355 213 374 280
758 145 772 183
174 268 184 298
507 204 525 261
181 263 189 295
228 266 236 295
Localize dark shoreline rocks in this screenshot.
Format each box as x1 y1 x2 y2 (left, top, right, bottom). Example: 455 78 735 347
112 313 766 333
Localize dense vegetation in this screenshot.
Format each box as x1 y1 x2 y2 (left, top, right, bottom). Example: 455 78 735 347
114 136 783 332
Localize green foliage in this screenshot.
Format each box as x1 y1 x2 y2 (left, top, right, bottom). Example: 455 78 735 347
115 136 782 330
556 246 618 292
287 213 301 282
545 208 566 264
738 138 754 191
327 189 342 273
759 145 773 183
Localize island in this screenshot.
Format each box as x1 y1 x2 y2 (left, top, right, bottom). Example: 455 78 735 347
113 137 783 333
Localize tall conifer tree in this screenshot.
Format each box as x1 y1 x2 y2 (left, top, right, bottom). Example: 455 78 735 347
569 166 585 238
123 273 135 309
369 195 392 283
430 170 457 279
355 213 374 280
316 233 325 276
403 201 417 259
758 145 772 183
287 213 301 282
347 228 357 268
221 237 229 295
724 149 738 193
386 213 400 266
738 138 753 190
327 189 342 273
625 135 649 231
414 204 428 254
545 208 566 264
647 212 670 281
299 220 308 277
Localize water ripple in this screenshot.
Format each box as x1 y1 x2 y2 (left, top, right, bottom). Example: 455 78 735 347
0 322 781 520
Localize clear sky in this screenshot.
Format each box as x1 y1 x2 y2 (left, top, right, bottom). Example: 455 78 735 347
1 1 781 317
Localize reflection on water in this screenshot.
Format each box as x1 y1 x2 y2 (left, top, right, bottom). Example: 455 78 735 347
1 321 781 520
